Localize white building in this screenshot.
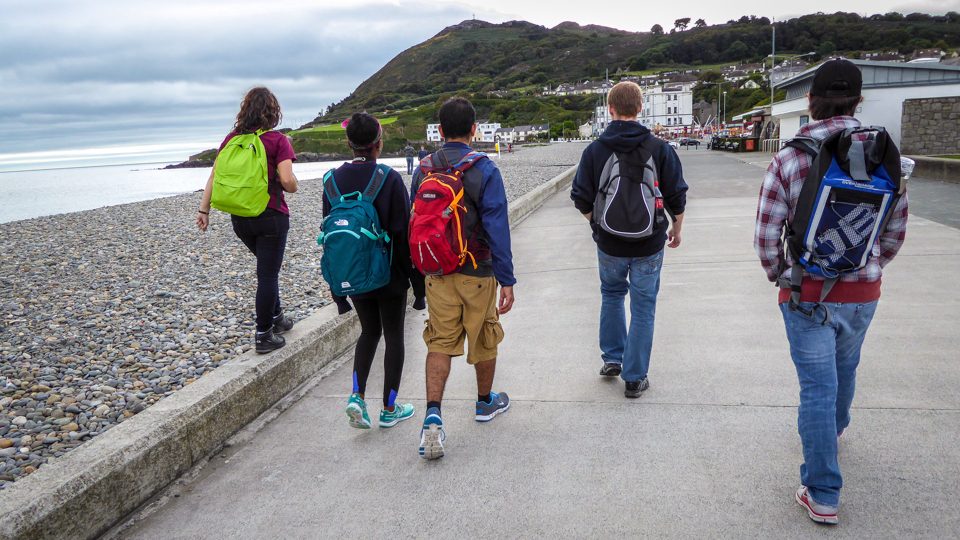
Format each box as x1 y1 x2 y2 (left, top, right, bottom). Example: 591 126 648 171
639 82 694 133
494 124 549 143
426 123 441 142
473 122 501 144
772 59 960 147
593 103 612 136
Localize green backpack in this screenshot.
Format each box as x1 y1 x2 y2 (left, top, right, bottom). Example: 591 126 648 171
211 130 270 217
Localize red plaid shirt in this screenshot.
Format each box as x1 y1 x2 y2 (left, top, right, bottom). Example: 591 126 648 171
753 116 909 301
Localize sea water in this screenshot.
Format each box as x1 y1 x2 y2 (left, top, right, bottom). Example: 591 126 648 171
0 157 410 224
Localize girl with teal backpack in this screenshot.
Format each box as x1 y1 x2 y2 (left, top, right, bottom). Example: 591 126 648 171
319 113 419 430
196 87 299 354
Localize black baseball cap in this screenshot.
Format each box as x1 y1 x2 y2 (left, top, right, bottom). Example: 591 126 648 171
810 59 862 98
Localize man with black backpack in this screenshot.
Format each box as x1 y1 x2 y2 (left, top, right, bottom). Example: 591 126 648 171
754 59 909 525
410 97 515 460
570 81 688 398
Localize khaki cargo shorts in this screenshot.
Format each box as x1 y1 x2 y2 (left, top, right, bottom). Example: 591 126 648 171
423 274 504 364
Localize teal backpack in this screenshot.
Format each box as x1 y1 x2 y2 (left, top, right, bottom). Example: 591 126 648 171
211 130 270 217
318 164 392 297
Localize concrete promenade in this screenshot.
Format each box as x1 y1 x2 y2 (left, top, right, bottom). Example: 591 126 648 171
123 151 960 539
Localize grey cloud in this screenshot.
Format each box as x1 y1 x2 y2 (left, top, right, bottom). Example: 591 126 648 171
0 0 471 157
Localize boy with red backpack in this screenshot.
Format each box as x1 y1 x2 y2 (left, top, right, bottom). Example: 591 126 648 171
410 97 516 460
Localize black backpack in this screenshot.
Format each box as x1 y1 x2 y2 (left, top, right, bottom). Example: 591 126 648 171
784 127 904 321
593 138 671 241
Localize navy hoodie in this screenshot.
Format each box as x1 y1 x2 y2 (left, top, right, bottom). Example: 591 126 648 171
571 121 688 258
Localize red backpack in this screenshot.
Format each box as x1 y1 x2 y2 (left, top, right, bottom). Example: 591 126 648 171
409 151 486 275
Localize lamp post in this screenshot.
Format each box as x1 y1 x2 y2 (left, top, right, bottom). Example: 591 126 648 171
722 91 727 129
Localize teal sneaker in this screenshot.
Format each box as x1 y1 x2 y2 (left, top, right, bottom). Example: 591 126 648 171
379 402 415 428
345 393 371 429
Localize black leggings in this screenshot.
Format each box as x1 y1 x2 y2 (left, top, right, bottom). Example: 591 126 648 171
352 293 407 408
231 210 289 332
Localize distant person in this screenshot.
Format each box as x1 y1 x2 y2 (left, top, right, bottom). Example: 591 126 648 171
404 142 416 175
417 145 429 161
196 86 298 354
570 81 687 398
409 97 515 460
754 59 908 525
321 112 418 430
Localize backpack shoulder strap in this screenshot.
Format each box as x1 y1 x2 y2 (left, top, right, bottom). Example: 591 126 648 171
362 164 390 201
453 151 488 173
785 137 819 158
322 169 341 202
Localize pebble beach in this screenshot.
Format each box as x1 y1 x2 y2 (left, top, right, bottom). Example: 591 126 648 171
0 142 587 487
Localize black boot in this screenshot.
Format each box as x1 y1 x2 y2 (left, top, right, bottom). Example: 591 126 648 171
255 329 286 354
272 311 295 335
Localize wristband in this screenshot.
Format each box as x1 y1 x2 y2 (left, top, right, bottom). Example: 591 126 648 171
197 210 209 215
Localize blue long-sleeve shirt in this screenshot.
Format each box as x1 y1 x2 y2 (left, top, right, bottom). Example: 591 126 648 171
411 142 516 286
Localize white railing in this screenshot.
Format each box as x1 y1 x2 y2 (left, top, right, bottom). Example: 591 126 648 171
761 138 785 153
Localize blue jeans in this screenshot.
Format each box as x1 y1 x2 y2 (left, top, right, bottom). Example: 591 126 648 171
406 157 414 175
597 249 664 383
779 301 878 507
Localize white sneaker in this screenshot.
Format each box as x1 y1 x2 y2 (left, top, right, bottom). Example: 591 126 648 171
418 413 445 460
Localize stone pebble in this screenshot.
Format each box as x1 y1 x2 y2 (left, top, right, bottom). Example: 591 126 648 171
0 142 588 487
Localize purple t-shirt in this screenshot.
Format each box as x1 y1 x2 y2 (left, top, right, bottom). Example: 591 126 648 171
219 130 296 215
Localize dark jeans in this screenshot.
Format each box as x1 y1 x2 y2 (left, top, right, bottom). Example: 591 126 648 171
231 210 290 332
406 156 414 175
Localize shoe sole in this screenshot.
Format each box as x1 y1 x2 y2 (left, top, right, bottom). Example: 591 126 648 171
475 401 510 422
600 366 622 377
256 340 286 354
795 489 838 525
419 424 444 459
345 404 371 429
379 412 414 428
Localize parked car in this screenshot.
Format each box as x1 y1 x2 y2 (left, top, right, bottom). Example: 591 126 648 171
666 140 680 149
679 138 701 148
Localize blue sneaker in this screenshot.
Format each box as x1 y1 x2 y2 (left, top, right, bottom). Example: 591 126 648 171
475 391 510 422
418 409 445 460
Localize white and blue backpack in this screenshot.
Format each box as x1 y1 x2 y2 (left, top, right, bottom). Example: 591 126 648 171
784 127 904 322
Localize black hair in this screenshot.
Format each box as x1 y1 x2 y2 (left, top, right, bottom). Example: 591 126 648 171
808 95 861 121
345 112 381 156
438 97 476 139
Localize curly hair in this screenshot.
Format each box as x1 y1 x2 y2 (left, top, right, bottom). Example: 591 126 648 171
235 87 282 133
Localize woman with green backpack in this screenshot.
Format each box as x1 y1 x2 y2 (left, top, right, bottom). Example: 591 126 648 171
320 112 417 429
196 87 299 354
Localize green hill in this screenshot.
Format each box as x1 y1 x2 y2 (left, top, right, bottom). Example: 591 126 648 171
315 12 960 126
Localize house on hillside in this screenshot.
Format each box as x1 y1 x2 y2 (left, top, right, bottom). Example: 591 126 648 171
426 123 441 142
769 59 810 86
740 79 761 89
864 51 905 62
771 59 960 146
910 49 944 63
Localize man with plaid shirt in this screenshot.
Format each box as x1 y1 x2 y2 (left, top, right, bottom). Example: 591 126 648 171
754 59 908 525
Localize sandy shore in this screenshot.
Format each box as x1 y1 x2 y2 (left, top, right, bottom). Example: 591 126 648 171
0 142 587 486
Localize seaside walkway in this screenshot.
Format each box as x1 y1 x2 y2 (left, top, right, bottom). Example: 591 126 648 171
122 151 960 538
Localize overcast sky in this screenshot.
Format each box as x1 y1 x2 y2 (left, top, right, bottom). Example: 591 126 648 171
1 0 956 168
